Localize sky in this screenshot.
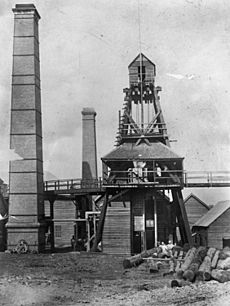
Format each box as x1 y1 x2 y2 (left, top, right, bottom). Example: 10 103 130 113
0 0 230 205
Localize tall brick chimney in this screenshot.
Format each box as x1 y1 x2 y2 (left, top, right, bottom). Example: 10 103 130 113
6 4 45 251
81 108 98 180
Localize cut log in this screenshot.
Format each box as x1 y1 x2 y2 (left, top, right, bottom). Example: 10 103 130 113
217 257 230 270
169 258 176 273
183 247 207 282
211 250 220 269
175 260 182 273
174 250 184 272
178 250 184 259
218 249 230 260
173 250 178 259
206 247 216 261
163 258 176 276
171 279 191 288
149 262 159 273
123 247 158 269
180 247 197 271
123 254 144 269
197 256 212 281
211 269 230 283
176 269 184 279
142 247 161 258
176 247 196 279
183 268 196 282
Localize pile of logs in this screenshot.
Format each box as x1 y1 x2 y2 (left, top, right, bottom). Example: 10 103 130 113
171 246 230 286
123 246 230 285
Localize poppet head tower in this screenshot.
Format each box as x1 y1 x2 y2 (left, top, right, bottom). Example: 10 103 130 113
99 53 192 254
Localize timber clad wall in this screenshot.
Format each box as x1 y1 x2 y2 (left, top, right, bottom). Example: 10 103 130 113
103 201 131 255
208 208 230 249
53 201 76 247
185 195 209 228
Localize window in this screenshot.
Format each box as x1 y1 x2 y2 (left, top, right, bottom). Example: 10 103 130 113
55 225 62 238
138 65 146 81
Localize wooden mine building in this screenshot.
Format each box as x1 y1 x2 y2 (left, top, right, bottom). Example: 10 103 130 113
192 200 230 249
98 53 192 255
184 193 210 228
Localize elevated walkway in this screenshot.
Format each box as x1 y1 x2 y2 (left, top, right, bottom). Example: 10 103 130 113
44 171 230 200
44 179 105 201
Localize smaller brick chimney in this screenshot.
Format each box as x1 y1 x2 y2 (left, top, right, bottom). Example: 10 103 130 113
81 108 98 180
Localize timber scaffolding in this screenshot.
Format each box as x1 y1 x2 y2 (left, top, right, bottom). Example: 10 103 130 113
43 172 230 253
44 170 230 198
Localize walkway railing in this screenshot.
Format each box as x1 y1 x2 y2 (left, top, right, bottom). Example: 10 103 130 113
44 178 102 192
44 171 230 192
103 170 183 186
184 171 230 187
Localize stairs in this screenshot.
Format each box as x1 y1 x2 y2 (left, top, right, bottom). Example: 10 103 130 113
102 202 131 255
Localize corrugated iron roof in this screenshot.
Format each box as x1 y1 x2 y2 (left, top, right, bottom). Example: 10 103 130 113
193 200 230 228
102 142 182 160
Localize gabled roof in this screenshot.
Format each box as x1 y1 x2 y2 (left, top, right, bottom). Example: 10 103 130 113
193 200 230 228
184 193 210 210
128 53 155 68
102 141 182 161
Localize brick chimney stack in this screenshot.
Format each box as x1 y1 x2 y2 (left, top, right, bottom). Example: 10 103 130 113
81 108 98 180
7 4 45 251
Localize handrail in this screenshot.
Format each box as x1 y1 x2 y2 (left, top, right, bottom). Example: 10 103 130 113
183 171 230 187
44 178 102 192
43 171 230 192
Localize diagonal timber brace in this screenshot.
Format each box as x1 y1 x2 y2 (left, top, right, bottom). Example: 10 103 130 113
172 189 193 247
124 111 142 134
91 190 129 252
144 110 161 134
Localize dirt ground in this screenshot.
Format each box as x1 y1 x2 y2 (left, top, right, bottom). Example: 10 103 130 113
0 251 230 306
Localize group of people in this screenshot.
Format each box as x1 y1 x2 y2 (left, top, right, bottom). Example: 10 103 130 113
71 235 86 251
158 240 175 258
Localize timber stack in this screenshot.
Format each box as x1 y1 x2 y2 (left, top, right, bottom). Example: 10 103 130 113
172 246 230 286
123 246 230 285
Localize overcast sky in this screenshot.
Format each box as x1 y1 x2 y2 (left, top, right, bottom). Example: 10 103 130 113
0 0 230 204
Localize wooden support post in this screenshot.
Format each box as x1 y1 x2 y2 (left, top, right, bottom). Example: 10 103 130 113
93 214 97 242
74 200 79 251
143 210 146 251
74 222 78 251
49 200 55 252
86 217 91 252
154 196 158 247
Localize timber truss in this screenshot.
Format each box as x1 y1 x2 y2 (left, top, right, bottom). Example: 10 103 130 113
116 85 169 146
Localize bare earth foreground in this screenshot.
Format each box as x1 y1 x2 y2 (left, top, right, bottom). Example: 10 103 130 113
0 252 230 306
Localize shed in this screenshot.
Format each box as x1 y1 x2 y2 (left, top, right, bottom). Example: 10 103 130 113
45 200 76 249
192 200 230 249
184 193 210 228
